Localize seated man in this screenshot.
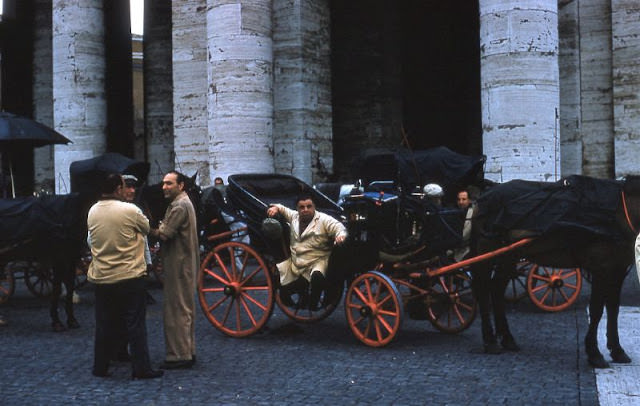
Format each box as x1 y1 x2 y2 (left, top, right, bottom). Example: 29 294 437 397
267 193 347 309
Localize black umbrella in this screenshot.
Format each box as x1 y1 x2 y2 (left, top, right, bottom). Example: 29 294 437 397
0 112 72 197
0 111 71 147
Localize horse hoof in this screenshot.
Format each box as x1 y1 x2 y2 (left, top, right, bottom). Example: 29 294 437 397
501 337 520 352
588 354 610 369
52 322 66 332
484 342 502 354
610 348 632 364
67 319 80 329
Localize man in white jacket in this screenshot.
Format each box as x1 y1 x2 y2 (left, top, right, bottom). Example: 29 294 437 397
267 194 346 309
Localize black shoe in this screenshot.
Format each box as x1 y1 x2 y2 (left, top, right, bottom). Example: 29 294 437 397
132 369 164 379
309 272 326 310
159 359 194 370
112 352 131 362
92 370 112 378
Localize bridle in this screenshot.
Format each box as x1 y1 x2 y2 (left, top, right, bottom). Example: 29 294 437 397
621 190 638 235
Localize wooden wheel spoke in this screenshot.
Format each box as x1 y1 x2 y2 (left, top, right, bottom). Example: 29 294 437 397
374 318 384 341
241 290 267 311
213 252 233 282
207 294 229 313
531 273 550 282
201 286 225 293
352 286 369 304
539 287 552 303
239 265 265 287
558 288 570 302
531 283 549 294
378 308 398 317
238 296 258 327
203 266 231 285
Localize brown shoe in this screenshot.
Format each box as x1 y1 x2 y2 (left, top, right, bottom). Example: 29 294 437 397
159 359 194 370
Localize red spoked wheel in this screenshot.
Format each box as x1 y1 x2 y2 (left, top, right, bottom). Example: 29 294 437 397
345 271 403 347
275 279 343 323
198 241 274 337
0 264 15 304
527 264 582 312
427 269 477 334
504 260 530 303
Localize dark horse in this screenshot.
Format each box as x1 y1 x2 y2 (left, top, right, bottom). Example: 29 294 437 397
470 175 638 368
0 193 90 331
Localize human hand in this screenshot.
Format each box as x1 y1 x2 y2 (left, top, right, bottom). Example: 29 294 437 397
334 234 346 245
267 205 279 217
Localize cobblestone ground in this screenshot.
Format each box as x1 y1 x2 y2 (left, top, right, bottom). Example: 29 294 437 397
0 272 637 405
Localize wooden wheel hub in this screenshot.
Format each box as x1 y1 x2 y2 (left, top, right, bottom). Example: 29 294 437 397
550 275 564 288
359 304 375 317
223 282 241 297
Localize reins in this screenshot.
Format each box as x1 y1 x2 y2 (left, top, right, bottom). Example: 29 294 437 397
621 190 637 235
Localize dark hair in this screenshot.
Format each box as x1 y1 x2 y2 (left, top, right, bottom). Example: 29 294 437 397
296 193 315 205
167 170 186 185
214 177 223 184
101 173 123 195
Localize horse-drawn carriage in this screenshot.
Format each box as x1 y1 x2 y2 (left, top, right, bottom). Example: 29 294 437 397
195 166 492 346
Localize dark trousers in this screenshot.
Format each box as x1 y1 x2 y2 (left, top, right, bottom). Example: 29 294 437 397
93 277 152 375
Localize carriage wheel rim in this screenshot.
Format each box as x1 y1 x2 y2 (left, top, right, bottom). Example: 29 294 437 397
197 242 274 337
345 271 403 347
527 265 582 312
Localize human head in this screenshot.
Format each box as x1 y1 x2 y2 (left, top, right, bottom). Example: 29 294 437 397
457 189 471 210
423 183 443 206
101 173 125 199
162 171 186 201
295 193 316 223
214 177 224 186
122 174 138 202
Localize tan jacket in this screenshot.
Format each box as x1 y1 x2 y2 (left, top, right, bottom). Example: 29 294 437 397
274 204 347 285
87 199 150 284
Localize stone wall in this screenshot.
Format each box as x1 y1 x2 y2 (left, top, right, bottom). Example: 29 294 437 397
612 0 640 177
273 0 333 184
52 0 107 194
172 0 208 184
480 0 560 182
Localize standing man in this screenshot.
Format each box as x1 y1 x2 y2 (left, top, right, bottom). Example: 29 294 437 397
150 171 199 370
453 188 475 262
87 173 163 379
267 194 347 310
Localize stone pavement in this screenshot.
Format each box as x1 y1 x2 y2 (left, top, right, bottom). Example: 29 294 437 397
596 306 640 406
0 272 638 405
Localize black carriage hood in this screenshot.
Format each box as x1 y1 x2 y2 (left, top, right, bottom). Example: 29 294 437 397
351 146 486 193
476 175 624 240
69 152 150 198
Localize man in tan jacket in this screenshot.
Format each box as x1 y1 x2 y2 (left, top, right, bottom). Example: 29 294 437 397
150 171 199 370
87 173 162 379
267 194 346 310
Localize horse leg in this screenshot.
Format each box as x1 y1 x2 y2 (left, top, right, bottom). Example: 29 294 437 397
471 265 500 354
491 260 519 351
50 264 66 332
605 273 630 363
62 260 80 329
585 275 608 368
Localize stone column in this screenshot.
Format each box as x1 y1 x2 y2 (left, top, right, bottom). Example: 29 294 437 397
207 0 274 184
273 0 332 184
33 0 54 193
558 0 582 176
52 0 107 193
578 0 614 178
144 0 174 183
612 0 640 177
480 0 560 182
173 0 208 183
